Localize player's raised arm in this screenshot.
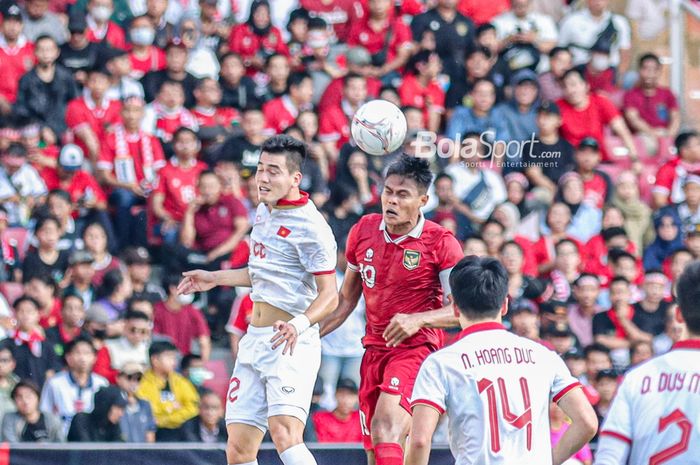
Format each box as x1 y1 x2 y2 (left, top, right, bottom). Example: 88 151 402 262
552 387 599 465
319 267 363 337
177 268 252 295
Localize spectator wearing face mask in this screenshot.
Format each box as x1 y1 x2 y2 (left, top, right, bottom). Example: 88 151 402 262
127 15 165 80
85 0 126 49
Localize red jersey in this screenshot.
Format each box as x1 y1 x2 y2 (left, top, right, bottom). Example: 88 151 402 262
97 126 166 187
65 95 122 157
399 74 445 127
0 35 34 103
312 410 363 443
153 158 207 221
86 20 126 50
623 86 678 130
226 292 253 337
345 214 463 349
300 0 365 42
39 298 62 329
128 47 166 80
194 194 248 251
346 17 412 63
153 301 210 356
556 93 620 161
581 171 608 209
458 0 509 24
318 76 381 113
41 169 107 205
228 23 288 67
653 157 700 205
192 106 240 128
262 95 304 135
144 103 198 143
318 100 353 149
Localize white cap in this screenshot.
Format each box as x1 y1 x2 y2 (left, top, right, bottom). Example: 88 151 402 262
59 144 84 171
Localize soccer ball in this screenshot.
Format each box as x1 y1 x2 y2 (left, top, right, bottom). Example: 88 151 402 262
351 100 407 156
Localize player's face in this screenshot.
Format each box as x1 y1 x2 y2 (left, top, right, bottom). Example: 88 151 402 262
255 152 301 205
381 175 428 229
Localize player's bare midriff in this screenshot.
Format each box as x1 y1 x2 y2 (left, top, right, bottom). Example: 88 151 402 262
250 301 294 327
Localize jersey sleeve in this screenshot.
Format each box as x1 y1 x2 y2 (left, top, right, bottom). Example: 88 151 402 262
97 133 115 171
549 350 581 403
410 355 447 414
598 376 633 446
317 108 341 143
654 163 674 195
65 101 89 131
297 219 338 275
436 231 464 271
598 95 621 124
344 221 362 272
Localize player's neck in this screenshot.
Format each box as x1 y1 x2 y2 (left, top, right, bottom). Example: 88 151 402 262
459 315 502 330
386 220 417 236
269 188 302 210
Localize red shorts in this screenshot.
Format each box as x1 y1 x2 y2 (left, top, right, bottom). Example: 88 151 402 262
358 344 434 450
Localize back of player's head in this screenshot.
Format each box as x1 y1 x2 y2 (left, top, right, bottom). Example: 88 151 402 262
385 155 433 194
449 256 509 320
261 134 307 174
676 260 700 335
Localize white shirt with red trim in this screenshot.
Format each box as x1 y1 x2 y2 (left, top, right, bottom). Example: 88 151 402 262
411 322 580 465
595 339 700 465
248 191 337 319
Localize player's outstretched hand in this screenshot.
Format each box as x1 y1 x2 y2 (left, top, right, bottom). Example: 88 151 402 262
177 270 217 295
383 313 423 347
270 320 298 355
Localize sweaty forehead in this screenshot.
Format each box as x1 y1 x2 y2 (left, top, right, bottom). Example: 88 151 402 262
384 174 420 192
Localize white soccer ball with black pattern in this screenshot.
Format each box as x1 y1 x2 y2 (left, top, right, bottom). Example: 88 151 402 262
351 99 407 156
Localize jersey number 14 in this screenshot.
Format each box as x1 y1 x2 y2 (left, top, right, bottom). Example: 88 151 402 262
478 377 532 453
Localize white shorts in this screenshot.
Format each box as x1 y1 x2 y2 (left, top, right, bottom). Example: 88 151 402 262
225 324 321 432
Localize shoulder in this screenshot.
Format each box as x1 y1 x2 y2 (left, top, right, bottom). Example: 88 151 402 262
352 214 382 234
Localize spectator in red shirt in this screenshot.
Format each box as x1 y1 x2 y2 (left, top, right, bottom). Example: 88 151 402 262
85 0 126 49
458 0 510 25
21 122 59 175
150 127 206 244
153 274 211 361
192 78 239 132
319 73 367 164
623 53 681 140
399 50 445 133
141 80 198 149
538 46 572 103
346 0 414 80
300 0 364 43
582 43 619 105
0 5 34 114
23 273 62 329
557 68 639 170
97 96 165 249
127 15 165 80
225 291 253 362
65 66 122 163
311 378 362 443
318 46 381 113
262 71 313 134
574 137 613 209
653 130 700 208
229 0 288 74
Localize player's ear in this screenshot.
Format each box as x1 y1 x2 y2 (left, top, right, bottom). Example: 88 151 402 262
420 192 429 207
674 304 685 325
500 297 509 318
292 170 302 188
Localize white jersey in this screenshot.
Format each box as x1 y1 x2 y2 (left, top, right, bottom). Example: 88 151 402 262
39 371 109 434
595 340 700 465
248 192 337 318
411 322 580 465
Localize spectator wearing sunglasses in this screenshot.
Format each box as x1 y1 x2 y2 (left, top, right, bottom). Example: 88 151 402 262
104 311 152 381
115 362 156 443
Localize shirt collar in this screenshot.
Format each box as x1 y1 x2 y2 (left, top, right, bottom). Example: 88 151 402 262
672 339 700 351
274 190 310 209
379 212 426 243
455 321 507 341
83 88 110 111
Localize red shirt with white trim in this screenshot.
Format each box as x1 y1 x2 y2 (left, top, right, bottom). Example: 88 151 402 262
0 35 34 103
596 339 700 465
248 191 337 318
300 0 365 42
556 93 620 162
318 100 354 149
86 20 127 50
97 128 166 186
153 158 207 221
228 23 288 68
345 213 463 349
41 168 107 205
410 321 581 465
225 292 253 337
319 76 381 113
654 157 700 205
581 172 608 209
128 47 167 80
192 106 240 129
399 74 445 127
65 95 122 157
346 16 413 63
262 95 305 135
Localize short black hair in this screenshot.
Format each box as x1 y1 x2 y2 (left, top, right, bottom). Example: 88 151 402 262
35 214 60 233
601 226 628 242
35 35 57 47
163 273 184 293
449 256 509 320
13 295 41 311
562 67 586 82
173 126 198 142
124 310 150 322
481 218 505 233
62 292 84 306
609 248 636 264
180 353 202 371
675 130 699 154
47 189 72 204
99 269 125 299
149 340 179 358
610 275 630 287
676 260 700 334
407 50 434 75
549 46 570 59
639 52 661 67
343 72 365 87
555 238 579 254
260 134 307 173
471 78 495 92
476 22 496 36
574 273 600 287
499 240 523 255
158 79 184 93
11 380 41 400
286 71 311 93
198 169 219 182
584 342 611 358
23 271 56 288
64 335 96 356
466 45 492 60
434 172 453 184
385 155 433 193
329 182 358 207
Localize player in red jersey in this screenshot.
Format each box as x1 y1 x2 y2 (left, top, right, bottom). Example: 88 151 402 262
321 155 464 465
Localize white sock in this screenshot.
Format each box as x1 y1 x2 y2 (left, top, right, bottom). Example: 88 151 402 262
279 443 317 465
229 461 257 465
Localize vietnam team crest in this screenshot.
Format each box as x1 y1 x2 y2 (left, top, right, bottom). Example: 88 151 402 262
403 249 420 270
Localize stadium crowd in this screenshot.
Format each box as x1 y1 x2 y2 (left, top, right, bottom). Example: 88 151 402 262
0 0 695 456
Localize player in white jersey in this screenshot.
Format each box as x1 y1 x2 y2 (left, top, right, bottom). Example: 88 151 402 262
406 256 598 465
595 261 700 465
177 135 338 465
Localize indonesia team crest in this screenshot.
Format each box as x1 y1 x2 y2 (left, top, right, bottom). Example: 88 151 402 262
403 249 420 270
